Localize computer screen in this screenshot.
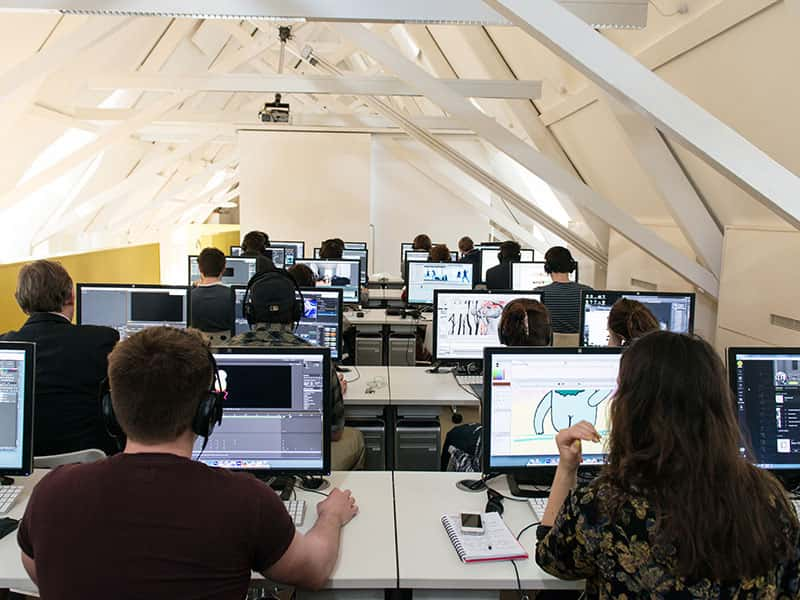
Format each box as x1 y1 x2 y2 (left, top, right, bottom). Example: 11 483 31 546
77 284 190 339
729 348 800 471
480 249 534 282
483 348 622 471
313 247 368 285
295 259 361 303
272 241 305 264
233 286 343 360
0 342 35 477
580 290 696 347
345 242 367 250
433 290 543 361
511 261 577 290
406 261 476 305
188 256 257 286
230 245 242 257
193 348 330 474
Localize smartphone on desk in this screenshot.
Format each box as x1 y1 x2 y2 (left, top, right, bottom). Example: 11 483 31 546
459 512 484 535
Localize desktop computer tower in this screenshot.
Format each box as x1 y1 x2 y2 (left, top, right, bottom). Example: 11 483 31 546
394 418 441 471
351 420 387 471
355 334 383 366
388 334 416 366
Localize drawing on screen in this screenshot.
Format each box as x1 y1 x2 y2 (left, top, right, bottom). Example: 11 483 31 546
533 389 613 434
446 300 505 337
423 267 470 283
304 298 318 320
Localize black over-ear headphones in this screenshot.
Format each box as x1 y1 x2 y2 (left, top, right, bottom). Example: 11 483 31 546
101 350 225 447
544 256 578 274
242 269 304 328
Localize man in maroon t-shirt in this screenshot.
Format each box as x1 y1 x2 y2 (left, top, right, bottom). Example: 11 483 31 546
17 327 358 599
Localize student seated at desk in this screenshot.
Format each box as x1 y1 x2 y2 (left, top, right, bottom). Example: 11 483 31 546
241 230 277 274
485 241 521 291
413 233 432 253
442 299 552 471
227 270 365 471
1 260 119 456
288 263 316 287
535 246 592 334
190 247 235 334
429 244 452 262
17 327 358 598
458 236 480 269
606 298 659 347
536 331 800 597
319 238 345 259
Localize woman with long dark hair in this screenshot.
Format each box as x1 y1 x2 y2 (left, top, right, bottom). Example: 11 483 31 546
606 297 659 347
536 331 800 595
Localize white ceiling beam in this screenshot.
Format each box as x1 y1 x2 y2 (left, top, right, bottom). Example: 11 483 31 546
88 73 543 100
333 21 719 296
487 0 800 232
0 1 647 28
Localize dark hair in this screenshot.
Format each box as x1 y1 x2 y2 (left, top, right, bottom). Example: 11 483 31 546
413 234 432 252
241 231 269 254
320 238 344 259
499 299 552 346
458 237 474 253
544 246 575 273
108 327 212 444
498 241 522 263
197 247 226 278
15 260 73 314
607 298 660 345
288 263 315 288
600 331 797 580
429 244 452 262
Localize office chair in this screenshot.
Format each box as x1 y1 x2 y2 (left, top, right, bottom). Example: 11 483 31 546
34 448 106 469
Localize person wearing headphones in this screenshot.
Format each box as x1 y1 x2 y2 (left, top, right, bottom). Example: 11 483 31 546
607 298 660 347
485 241 521 291
227 270 365 471
535 246 593 334
240 230 277 274
17 327 358 597
442 299 552 471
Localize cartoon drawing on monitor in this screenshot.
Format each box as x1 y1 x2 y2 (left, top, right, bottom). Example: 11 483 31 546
532 388 613 434
445 299 505 337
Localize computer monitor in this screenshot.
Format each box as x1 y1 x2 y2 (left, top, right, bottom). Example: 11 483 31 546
295 259 361 303
272 241 305 264
729 348 800 471
405 250 429 264
511 261 577 290
313 247 368 285
76 284 190 339
480 249 534 282
405 261 476 305
230 244 301 267
193 347 331 475
188 256 257 286
433 290 543 361
230 245 242 257
483 347 622 475
233 286 343 360
0 342 35 478
580 290 696 347
345 242 367 250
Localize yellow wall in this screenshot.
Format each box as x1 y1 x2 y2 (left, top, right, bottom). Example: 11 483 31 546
199 228 241 255
0 243 160 333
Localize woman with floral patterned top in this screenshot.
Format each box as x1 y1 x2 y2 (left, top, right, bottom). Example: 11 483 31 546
536 331 800 598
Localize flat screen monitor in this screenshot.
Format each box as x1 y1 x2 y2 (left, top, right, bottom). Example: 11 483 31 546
433 290 543 361
230 245 242 257
189 256 257 286
295 259 361 303
483 347 622 471
345 242 367 250
313 247 368 285
729 348 800 471
77 284 190 339
193 347 331 475
480 249 534 282
233 287 343 360
580 290 696 347
405 261 476 305
511 261 577 290
0 342 35 477
273 241 305 263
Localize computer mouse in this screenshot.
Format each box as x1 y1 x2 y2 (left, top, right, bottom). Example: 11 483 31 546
356 311 364 318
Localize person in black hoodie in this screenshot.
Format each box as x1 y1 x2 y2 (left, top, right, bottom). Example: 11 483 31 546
240 230 276 274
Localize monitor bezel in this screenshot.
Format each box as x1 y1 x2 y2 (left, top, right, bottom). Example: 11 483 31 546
294 258 362 304
578 289 697 347
510 261 580 290
404 260 477 306
481 345 623 475
0 341 36 477
187 255 258 286
209 345 332 476
432 289 544 362
76 283 192 327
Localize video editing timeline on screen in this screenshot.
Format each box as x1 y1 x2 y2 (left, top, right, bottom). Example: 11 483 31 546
189 256 258 286
296 259 360 303
734 353 800 469
0 350 26 468
407 262 475 305
487 352 621 469
78 286 188 340
194 353 326 471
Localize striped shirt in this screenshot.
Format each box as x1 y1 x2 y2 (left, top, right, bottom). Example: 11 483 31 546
535 281 594 334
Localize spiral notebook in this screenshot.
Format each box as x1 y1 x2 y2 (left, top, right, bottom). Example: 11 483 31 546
441 513 529 563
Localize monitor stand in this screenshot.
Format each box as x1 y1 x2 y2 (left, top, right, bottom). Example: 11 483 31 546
507 472 552 498
1 476 14 486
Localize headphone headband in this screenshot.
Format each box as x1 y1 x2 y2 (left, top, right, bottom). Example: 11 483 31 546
242 269 305 328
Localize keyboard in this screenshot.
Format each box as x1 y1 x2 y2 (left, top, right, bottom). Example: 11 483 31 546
527 497 548 521
456 375 482 385
283 499 307 526
0 486 22 514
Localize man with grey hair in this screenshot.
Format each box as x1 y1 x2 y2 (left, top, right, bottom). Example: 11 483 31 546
1 260 119 456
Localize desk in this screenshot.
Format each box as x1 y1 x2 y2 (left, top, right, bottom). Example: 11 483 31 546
0 470 45 592
393 472 583 595
345 310 432 367
344 309 388 327
342 366 390 406
389 367 479 408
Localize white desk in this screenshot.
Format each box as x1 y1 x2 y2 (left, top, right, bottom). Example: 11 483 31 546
389 367 479 407
0 470 45 592
393 472 583 593
367 288 404 301
344 309 388 327
342 366 390 406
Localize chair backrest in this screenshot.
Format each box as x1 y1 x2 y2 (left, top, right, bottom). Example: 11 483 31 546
34 448 107 469
553 333 580 348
